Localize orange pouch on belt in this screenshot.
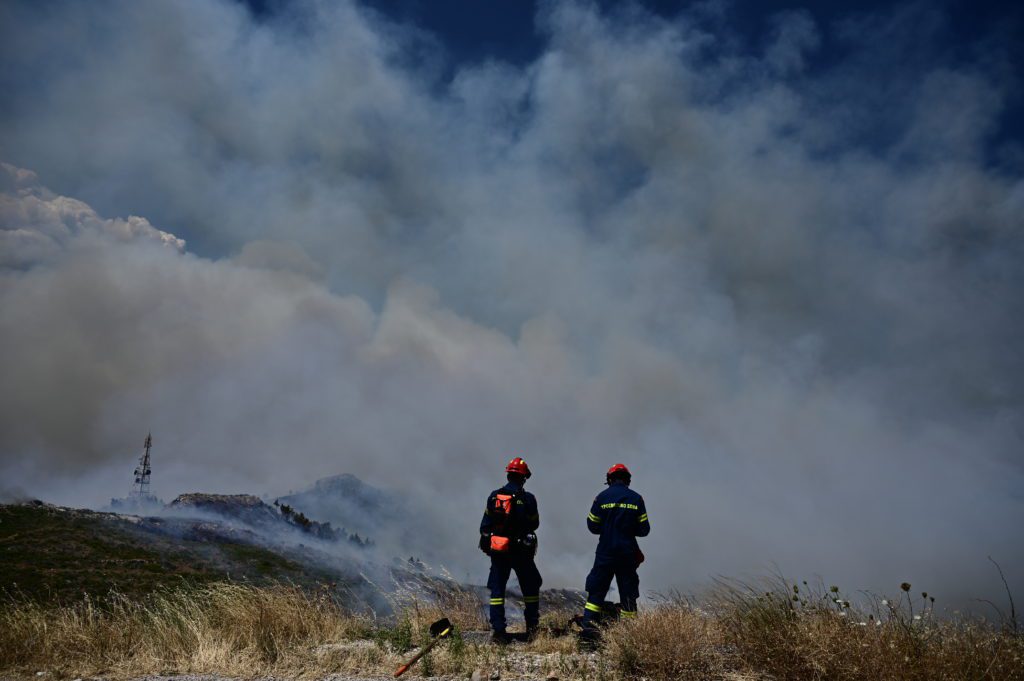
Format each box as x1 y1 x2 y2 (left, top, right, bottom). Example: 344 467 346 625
490 535 511 553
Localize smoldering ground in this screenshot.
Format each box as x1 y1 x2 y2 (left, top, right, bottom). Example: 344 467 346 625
0 0 1022 607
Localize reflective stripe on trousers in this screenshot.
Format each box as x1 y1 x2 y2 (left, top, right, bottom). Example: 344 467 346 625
487 553 543 633
580 554 640 630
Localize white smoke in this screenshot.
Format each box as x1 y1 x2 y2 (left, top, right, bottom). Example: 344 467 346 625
0 162 184 268
0 0 1022 607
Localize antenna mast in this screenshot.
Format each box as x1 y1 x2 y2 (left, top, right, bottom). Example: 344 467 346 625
131 433 153 499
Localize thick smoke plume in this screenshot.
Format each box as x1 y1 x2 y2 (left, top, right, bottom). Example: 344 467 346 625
1 0 1022 605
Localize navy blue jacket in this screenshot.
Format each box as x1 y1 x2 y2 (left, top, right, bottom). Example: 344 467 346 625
587 481 650 557
480 481 539 539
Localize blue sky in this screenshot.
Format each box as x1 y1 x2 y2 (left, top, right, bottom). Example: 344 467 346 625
246 0 1024 149
244 0 1021 67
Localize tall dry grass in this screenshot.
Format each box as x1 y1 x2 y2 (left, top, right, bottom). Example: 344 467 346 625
604 603 725 680
604 579 1024 681
386 567 489 633
3 579 1021 680
0 580 573 680
0 583 374 678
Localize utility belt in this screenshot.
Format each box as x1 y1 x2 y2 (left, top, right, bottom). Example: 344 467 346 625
479 532 538 558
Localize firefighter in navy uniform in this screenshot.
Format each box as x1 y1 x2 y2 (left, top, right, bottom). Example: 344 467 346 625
579 463 650 645
479 457 542 644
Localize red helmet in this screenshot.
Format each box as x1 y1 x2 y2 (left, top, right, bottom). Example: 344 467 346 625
505 456 531 479
606 463 631 483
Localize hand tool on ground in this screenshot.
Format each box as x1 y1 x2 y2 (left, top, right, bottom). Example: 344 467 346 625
394 617 453 677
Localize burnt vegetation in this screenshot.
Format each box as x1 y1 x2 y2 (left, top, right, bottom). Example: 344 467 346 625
274 500 373 547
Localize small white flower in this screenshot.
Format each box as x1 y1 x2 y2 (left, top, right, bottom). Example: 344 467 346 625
881 599 889 606
858 622 867 626
914 615 921 620
839 611 847 617
876 620 882 626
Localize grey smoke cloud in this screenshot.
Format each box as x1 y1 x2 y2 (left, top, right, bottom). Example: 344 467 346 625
1 0 1022 606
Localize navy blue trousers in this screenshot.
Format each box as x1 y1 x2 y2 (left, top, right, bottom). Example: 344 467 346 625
581 554 640 629
487 553 542 633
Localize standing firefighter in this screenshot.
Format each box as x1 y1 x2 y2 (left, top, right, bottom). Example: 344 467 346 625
579 463 650 646
479 457 542 643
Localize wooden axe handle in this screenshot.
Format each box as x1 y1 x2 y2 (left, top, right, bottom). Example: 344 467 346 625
394 628 451 677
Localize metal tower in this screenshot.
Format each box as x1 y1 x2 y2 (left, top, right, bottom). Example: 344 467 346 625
130 433 153 500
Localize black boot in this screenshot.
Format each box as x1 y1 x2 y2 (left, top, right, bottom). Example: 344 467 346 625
491 631 512 645
577 627 601 651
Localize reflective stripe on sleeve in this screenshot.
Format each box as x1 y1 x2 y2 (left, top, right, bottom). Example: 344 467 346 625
638 513 648 522
588 512 601 523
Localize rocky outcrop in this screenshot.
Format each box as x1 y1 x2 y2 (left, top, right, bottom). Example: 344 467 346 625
170 493 277 521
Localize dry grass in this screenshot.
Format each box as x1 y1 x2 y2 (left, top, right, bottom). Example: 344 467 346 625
2 579 1022 680
0 583 375 678
0 581 575 680
386 567 489 633
603 580 1024 681
604 604 725 680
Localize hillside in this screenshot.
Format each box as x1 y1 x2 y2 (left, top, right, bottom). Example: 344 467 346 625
0 492 582 619
0 501 339 602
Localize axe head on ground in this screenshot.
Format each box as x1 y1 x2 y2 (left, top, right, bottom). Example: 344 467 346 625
429 617 453 638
